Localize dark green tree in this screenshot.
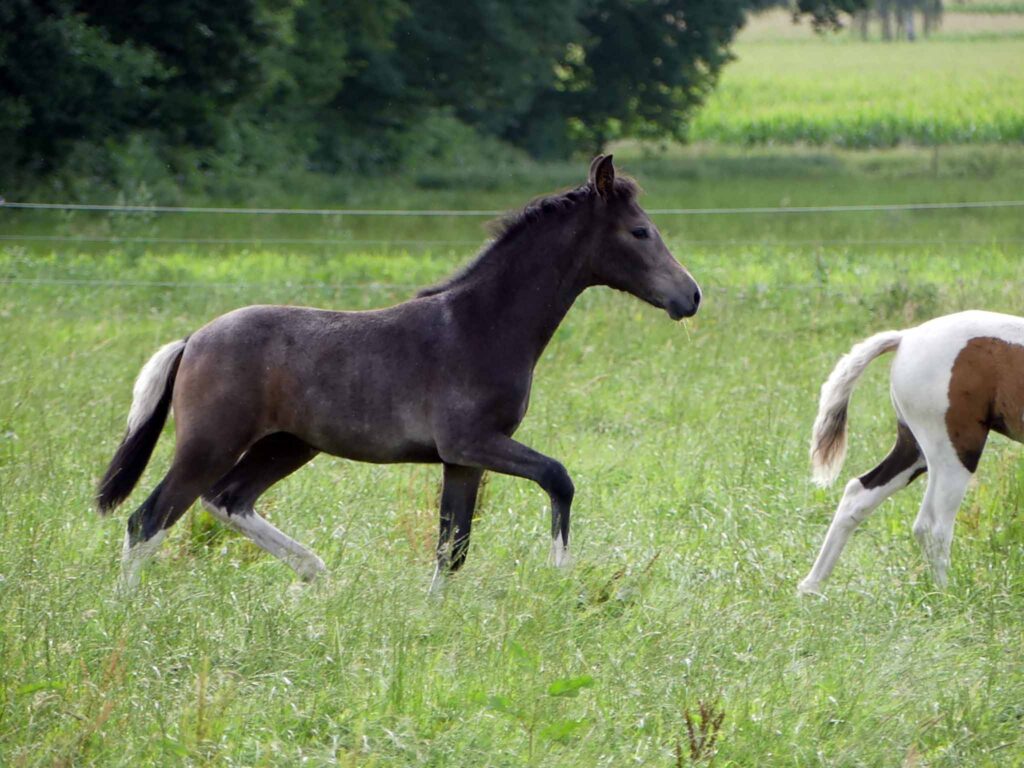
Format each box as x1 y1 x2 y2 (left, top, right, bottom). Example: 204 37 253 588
394 0 585 138
79 0 271 146
507 0 868 157
0 0 869 185
513 1 751 156
252 0 408 171
0 0 164 173
0 0 271 174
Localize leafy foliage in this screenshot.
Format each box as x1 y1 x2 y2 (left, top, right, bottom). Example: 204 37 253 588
511 1 752 156
0 0 269 175
0 0 866 188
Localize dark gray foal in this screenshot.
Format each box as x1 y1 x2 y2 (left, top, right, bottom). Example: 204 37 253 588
97 156 701 590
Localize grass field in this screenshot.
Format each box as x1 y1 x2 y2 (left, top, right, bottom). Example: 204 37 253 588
2 146 1024 765
690 9 1024 147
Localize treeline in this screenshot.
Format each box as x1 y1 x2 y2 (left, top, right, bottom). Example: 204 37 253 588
853 0 943 39
1 0 861 197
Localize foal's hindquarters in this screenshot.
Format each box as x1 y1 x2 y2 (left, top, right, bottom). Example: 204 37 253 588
103 305 434 589
800 311 1024 594
107 314 330 590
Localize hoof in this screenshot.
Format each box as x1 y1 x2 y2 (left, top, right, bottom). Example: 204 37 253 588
796 579 825 597
428 565 447 598
548 537 573 569
294 555 327 583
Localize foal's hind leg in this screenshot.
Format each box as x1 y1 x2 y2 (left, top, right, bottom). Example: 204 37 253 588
799 423 926 595
911 427 982 588
121 436 247 591
201 432 323 581
430 464 484 594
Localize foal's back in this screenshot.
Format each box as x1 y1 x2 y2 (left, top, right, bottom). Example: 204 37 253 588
177 301 447 461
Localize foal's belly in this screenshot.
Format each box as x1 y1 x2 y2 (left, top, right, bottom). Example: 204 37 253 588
311 430 442 464
280 385 441 464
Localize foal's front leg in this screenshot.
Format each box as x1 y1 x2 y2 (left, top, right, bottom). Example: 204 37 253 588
431 464 484 593
438 434 575 568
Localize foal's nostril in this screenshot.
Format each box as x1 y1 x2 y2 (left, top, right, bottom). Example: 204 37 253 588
693 287 701 308
666 297 697 320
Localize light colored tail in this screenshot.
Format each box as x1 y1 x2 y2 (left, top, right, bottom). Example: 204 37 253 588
127 340 187 433
97 339 187 513
810 330 904 487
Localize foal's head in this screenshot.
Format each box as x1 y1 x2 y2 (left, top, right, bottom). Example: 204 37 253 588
583 155 701 320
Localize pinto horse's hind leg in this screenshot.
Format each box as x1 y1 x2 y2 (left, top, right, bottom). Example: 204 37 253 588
430 464 484 594
201 432 324 582
799 422 927 595
911 428 981 588
121 436 247 591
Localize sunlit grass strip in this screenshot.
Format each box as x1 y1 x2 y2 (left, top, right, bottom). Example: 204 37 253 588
693 39 1024 147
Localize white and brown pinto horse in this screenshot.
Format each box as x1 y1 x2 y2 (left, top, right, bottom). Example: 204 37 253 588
801 310 1024 593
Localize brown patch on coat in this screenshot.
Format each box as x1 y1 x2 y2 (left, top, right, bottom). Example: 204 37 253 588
946 336 1024 472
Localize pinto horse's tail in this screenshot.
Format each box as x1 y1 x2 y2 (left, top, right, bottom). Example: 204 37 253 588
97 339 187 513
810 329 904 487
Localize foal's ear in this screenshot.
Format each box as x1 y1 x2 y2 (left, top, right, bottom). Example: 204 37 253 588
588 154 606 185
591 154 615 199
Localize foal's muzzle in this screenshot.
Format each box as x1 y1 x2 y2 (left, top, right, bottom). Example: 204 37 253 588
666 286 701 320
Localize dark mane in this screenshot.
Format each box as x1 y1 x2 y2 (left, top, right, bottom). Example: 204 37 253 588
417 177 640 298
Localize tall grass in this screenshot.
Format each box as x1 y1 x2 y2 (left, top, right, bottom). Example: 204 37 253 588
2 149 1024 765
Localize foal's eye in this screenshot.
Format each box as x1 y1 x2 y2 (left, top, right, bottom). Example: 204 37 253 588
631 227 650 240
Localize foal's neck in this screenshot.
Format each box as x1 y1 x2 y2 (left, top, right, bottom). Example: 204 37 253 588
454 214 592 362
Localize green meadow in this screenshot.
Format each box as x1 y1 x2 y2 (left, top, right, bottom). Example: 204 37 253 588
691 9 1024 147
3 144 1024 765
4 9 1024 762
